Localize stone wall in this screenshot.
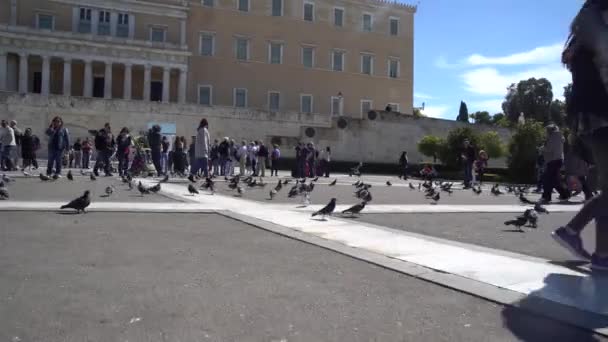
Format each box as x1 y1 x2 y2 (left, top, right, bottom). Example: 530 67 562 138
0 92 512 166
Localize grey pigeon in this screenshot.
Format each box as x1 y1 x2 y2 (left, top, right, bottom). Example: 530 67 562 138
188 184 199 195
237 185 244 196
105 186 114 196
269 189 277 200
67 170 74 181
504 215 529 231
342 202 366 216
534 202 549 214
0 184 8 200
90 173 96 181
2 174 12 183
519 193 535 205
40 173 51 181
386 181 392 186
431 192 440 203
524 209 539 228
137 182 149 196
409 183 416 190
329 179 337 186
61 190 91 213
312 198 336 218
148 183 161 193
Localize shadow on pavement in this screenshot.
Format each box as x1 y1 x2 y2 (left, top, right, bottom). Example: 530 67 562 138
502 273 608 341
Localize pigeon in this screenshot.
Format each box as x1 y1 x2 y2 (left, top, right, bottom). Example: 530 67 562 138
312 198 336 218
201 178 215 193
228 181 238 190
128 181 133 190
386 181 392 186
90 173 96 181
105 186 114 196
534 202 549 214
519 193 535 205
80 169 86 176
409 183 416 190
137 181 150 196
282 179 291 185
504 215 528 231
313 177 319 182
188 174 196 183
67 170 74 181
160 174 169 183
237 185 244 196
269 189 277 200
40 173 51 181
352 180 361 187
287 186 299 198
2 174 12 183
122 176 129 183
472 186 482 195
274 180 283 191
342 202 366 216
491 184 503 196
148 183 161 193
524 209 539 228
60 190 91 213
329 179 337 186
0 184 8 200
431 192 440 203
188 184 199 195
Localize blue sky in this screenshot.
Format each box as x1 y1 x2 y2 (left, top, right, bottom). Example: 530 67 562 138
407 0 582 120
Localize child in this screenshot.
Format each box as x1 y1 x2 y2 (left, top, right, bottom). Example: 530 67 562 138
475 150 489 185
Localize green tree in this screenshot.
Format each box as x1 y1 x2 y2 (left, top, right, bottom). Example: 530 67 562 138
501 78 554 124
549 99 566 126
469 111 492 125
438 127 479 168
457 101 469 122
417 135 445 163
478 131 504 158
507 120 546 183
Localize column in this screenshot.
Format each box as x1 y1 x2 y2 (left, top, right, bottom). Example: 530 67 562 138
180 19 187 46
41 55 51 96
109 12 118 37
0 52 7 91
178 68 187 104
83 59 93 97
18 53 28 94
62 58 71 96
104 61 112 99
143 64 151 101
162 67 170 103
91 9 99 35
10 0 17 26
123 63 132 100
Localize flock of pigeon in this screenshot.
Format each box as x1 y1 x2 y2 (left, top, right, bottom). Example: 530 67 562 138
0 170 552 229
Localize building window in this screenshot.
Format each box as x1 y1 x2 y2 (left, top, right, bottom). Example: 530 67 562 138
302 47 314 68
235 38 249 60
202 0 214 6
303 2 314 22
272 0 283 16
200 33 215 56
334 8 344 27
269 43 283 64
234 88 248 107
361 100 372 116
331 96 341 116
150 27 166 42
332 51 344 72
98 10 111 36
269 92 280 112
238 0 249 12
301 94 313 114
361 54 373 75
37 14 54 30
390 18 399 36
117 13 129 37
78 8 92 33
198 85 213 105
362 13 372 32
387 103 400 112
389 59 400 78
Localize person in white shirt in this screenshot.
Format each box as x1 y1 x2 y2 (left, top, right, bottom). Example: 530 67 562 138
0 120 16 171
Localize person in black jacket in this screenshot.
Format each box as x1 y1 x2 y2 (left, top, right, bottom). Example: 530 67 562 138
93 128 114 176
218 137 229 176
257 142 269 177
148 125 163 176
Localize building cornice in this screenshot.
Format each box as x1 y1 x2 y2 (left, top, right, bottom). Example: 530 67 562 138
343 0 417 13
50 0 189 19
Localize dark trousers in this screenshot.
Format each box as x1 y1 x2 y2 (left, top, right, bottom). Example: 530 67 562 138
47 148 62 175
271 159 279 176
1 145 14 171
82 151 90 169
322 160 330 177
117 153 129 176
463 161 473 187
542 159 570 201
151 149 162 176
94 150 112 175
399 164 408 179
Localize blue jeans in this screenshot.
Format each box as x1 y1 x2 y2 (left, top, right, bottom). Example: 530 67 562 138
161 152 169 174
463 161 473 186
47 148 62 175
151 149 162 176
191 157 209 178
1 145 14 171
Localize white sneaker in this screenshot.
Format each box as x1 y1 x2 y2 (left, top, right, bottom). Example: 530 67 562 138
55 174 62 178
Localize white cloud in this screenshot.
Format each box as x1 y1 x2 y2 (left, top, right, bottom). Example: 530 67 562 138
414 92 435 100
461 64 571 98
468 99 504 114
465 43 563 66
421 105 451 119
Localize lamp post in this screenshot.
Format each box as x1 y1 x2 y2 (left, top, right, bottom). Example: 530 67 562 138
337 91 343 116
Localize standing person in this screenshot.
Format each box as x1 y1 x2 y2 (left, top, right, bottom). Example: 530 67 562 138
534 145 545 193
93 128 113 177
270 144 281 177
190 118 210 179
228 139 237 176
45 116 70 177
173 136 186 176
161 136 170 175
82 137 92 169
295 143 305 178
257 141 268 177
10 120 22 170
461 139 476 189
73 138 82 170
239 140 248 176
67 146 75 168
541 124 570 203
20 128 36 171
250 141 259 176
551 0 608 269
398 151 409 180
219 137 230 176
116 127 132 177
210 139 220 176
306 143 316 178
0 120 16 171
321 147 331 177
475 150 489 185
188 136 196 174
148 125 163 177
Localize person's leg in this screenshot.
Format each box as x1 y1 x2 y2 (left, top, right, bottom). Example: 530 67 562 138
103 151 112 175
32 153 38 169
47 149 56 175
54 149 62 175
4 146 14 171
463 162 472 187
201 157 209 178
152 150 162 176
579 176 594 200
542 161 558 201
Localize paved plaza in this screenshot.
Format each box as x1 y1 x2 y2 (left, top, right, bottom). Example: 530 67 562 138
1 169 607 341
